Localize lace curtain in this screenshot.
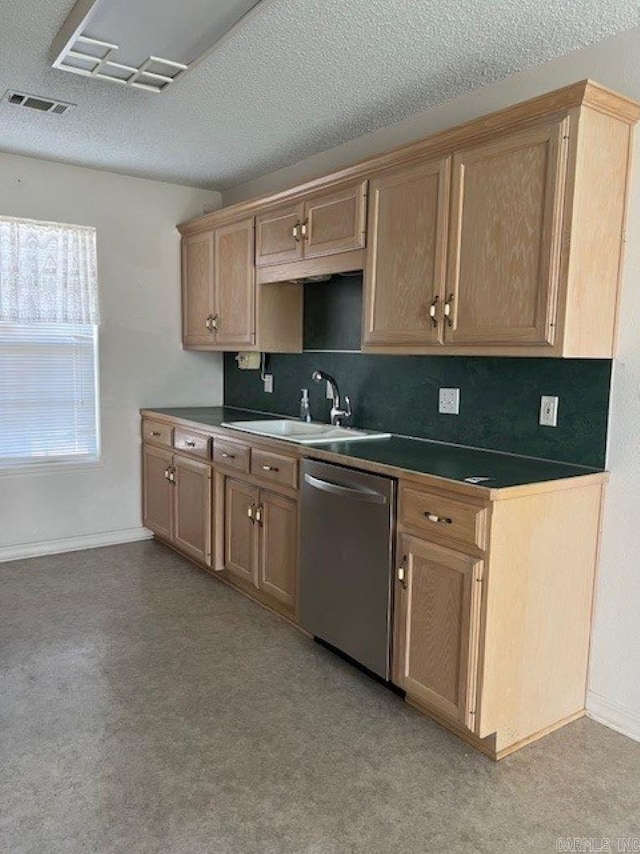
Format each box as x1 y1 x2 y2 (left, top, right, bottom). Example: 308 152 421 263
0 216 100 324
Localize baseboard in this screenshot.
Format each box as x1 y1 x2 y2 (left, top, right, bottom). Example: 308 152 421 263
587 690 640 743
0 527 153 563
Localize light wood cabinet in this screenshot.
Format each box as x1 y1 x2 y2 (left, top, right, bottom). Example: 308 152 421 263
223 476 297 615
363 157 450 348
172 455 212 565
182 232 214 348
259 490 297 610
393 534 483 729
142 444 212 567
446 120 568 347
213 217 255 348
224 478 258 586
142 445 173 540
255 202 304 267
393 476 605 759
255 182 366 267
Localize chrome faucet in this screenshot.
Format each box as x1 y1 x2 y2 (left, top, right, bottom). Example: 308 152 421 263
311 370 352 426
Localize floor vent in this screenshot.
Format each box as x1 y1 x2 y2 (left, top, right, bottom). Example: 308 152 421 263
2 90 75 115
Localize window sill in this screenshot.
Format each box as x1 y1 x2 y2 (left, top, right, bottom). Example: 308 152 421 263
0 458 104 478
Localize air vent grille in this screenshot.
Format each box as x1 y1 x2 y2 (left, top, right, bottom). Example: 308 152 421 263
2 91 75 115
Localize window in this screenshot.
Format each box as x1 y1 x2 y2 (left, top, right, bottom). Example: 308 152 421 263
0 216 100 468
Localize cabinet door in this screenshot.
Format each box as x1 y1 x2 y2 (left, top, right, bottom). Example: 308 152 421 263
446 119 569 347
224 478 259 587
363 157 450 348
142 445 173 540
302 181 367 259
173 455 212 566
182 232 215 347
258 490 297 610
214 217 255 348
393 534 483 730
255 202 304 267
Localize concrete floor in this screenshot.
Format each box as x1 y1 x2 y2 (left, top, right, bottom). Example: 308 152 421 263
1 541 639 854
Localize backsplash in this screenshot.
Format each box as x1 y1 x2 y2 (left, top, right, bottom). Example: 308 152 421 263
224 277 612 468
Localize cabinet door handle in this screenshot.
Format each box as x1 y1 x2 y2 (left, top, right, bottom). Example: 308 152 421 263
164 466 171 481
221 452 235 459
292 222 301 242
443 294 454 328
301 219 308 239
211 314 219 331
424 511 453 524
429 295 439 328
398 555 408 589
167 467 176 484
254 505 263 526
247 504 254 521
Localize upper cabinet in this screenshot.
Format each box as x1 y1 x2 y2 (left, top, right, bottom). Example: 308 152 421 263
363 157 450 348
445 119 568 349
256 182 366 267
179 81 640 358
181 214 302 353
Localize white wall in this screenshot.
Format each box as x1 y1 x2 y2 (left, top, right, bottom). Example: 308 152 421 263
225 26 640 742
0 153 222 558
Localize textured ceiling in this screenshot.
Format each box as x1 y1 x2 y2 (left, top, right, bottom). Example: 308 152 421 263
0 0 638 190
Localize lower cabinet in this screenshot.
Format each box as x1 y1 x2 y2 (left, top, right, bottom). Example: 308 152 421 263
142 444 212 566
224 476 297 615
393 533 483 730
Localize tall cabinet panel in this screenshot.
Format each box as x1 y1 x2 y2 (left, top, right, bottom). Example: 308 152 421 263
182 232 215 347
173 456 212 567
363 157 450 349
446 119 569 347
214 217 255 348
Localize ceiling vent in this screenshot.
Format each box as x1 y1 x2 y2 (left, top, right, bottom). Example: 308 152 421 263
3 91 75 115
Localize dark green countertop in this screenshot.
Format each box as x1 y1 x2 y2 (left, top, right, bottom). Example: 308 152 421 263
144 406 603 490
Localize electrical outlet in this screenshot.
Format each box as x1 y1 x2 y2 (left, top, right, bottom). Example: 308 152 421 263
263 374 274 394
326 381 334 400
439 387 460 415
539 395 559 427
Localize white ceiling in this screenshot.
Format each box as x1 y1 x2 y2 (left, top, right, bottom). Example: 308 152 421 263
0 0 638 190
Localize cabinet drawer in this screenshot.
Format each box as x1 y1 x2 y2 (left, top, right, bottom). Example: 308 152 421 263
213 438 251 473
142 419 173 447
251 449 298 490
173 427 211 459
399 483 487 551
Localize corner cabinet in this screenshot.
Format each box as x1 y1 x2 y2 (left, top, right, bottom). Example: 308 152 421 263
181 215 302 353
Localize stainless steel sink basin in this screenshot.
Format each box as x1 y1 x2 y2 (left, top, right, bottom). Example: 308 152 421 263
220 419 391 445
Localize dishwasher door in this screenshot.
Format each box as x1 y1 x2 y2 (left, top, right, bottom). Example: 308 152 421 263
300 459 395 679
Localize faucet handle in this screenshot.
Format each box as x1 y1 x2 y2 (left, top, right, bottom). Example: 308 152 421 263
344 396 352 421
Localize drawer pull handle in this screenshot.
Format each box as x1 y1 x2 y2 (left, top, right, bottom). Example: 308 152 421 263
221 452 235 459
425 512 453 524
151 431 161 437
262 464 279 472
185 440 196 447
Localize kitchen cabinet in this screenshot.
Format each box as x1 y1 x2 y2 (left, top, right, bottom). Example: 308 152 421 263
223 476 297 615
393 533 483 729
445 120 568 347
142 441 212 567
255 181 367 267
181 216 302 353
363 157 450 348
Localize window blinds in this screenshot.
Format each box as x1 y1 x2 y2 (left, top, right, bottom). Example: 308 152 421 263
0 216 100 468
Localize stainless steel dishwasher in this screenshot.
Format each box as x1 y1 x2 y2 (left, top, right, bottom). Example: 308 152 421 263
299 459 395 679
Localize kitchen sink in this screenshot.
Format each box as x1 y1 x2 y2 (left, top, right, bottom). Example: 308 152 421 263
220 419 391 445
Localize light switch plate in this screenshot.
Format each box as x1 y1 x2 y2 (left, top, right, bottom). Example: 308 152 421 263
539 395 559 427
263 374 274 393
439 387 460 415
